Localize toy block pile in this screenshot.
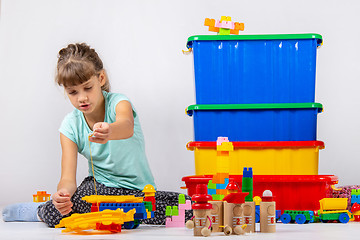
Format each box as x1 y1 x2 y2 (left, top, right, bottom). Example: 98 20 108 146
165 194 192 227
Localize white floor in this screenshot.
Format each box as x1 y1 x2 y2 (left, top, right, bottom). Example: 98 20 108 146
1 219 360 240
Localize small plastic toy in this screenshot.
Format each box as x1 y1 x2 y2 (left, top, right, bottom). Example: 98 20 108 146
55 209 135 233
318 198 354 223
351 203 360 221
165 194 192 227
260 190 276 233
204 16 244 35
33 191 51 202
280 210 315 224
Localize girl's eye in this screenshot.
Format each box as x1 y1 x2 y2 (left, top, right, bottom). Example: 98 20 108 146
85 87 92 90
68 91 77 95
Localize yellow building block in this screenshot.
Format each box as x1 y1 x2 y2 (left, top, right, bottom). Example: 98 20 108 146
82 195 143 204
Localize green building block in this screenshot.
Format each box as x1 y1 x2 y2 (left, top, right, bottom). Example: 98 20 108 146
208 180 216 189
165 206 172 216
172 206 179 216
179 194 186 204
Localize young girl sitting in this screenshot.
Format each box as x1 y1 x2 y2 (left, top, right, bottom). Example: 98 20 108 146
2 43 192 227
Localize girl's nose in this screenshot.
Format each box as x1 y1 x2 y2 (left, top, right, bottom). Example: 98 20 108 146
79 94 88 102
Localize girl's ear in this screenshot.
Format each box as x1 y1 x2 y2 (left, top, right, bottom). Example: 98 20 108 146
98 69 106 86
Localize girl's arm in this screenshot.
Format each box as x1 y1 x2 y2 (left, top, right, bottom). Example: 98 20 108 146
90 100 134 144
52 133 78 215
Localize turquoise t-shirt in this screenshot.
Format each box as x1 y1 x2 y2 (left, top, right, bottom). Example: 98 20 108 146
59 91 156 190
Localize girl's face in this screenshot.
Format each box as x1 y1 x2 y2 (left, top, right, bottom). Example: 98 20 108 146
65 72 105 115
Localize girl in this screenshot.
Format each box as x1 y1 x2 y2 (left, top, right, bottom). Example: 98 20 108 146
2 43 192 227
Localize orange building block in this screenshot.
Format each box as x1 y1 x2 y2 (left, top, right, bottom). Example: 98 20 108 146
33 191 51 202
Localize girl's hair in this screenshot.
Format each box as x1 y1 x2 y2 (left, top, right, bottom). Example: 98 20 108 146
56 43 110 92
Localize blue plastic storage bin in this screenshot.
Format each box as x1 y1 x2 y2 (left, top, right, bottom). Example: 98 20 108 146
186 103 323 141
187 34 323 104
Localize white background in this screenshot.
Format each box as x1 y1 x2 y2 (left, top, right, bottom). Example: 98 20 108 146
0 0 359 206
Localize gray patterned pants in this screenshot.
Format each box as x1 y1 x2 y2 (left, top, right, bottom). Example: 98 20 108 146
38 176 193 227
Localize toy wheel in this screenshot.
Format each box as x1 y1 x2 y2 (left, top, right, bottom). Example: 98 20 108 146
295 214 306 224
339 213 350 223
123 221 135 229
280 213 291 224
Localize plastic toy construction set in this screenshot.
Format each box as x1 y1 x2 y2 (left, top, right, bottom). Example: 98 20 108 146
181 15 359 236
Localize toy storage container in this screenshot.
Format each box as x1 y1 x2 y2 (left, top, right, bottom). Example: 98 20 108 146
187 34 323 104
186 103 323 141
182 174 338 212
187 141 324 175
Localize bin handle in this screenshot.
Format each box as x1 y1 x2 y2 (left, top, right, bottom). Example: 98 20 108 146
331 185 342 191
182 48 192 55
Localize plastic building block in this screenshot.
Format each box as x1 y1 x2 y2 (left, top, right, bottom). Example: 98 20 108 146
208 188 216 195
204 16 245 35
82 195 143 204
351 195 360 204
33 191 51 202
99 202 150 220
207 180 216 189
179 194 186 204
166 194 192 228
242 168 253 202
216 189 228 196
216 136 229 145
212 173 229 184
165 206 172 216
212 194 224 201
216 178 229 189
55 209 135 233
143 201 153 212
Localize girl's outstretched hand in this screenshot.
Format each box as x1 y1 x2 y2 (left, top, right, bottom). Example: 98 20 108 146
52 190 73 215
89 122 111 144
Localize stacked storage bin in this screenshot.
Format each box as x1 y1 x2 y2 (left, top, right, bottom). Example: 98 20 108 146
184 34 338 212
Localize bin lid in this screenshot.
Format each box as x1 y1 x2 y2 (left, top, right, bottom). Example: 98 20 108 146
186 103 323 116
187 140 325 150
187 33 323 48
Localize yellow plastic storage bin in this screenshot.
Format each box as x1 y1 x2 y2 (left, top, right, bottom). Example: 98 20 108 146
187 141 324 175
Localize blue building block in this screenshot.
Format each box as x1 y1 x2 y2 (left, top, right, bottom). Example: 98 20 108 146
243 167 253 178
351 195 360 204
100 203 149 220
216 178 229 189
208 188 217 195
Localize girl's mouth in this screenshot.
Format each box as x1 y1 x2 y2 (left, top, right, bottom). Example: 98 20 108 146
80 104 90 110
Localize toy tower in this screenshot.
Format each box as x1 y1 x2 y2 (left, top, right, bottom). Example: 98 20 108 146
183 17 336 216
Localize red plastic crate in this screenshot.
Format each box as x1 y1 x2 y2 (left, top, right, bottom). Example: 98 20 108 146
182 175 338 212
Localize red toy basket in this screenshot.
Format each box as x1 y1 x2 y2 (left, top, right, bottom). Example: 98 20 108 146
182 175 338 212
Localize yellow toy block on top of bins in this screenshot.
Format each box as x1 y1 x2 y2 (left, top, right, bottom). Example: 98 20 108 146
187 140 325 175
